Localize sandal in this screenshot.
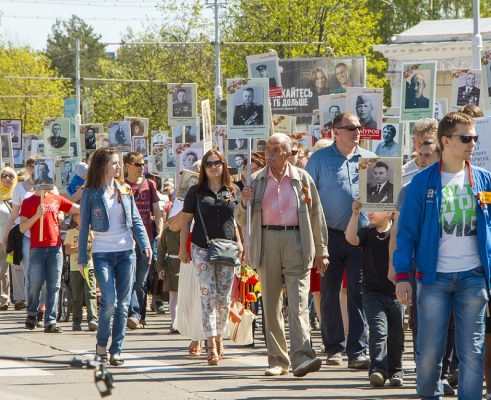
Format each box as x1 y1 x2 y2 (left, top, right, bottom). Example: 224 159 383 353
188 341 201 356
216 338 224 360
207 347 219 366
95 345 108 364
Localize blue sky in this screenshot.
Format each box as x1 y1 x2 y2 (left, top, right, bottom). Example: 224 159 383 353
0 0 214 52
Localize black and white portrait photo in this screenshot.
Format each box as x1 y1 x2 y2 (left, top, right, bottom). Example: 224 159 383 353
318 93 346 129
167 83 197 127
69 140 79 158
34 158 55 188
43 118 70 157
346 88 383 137
180 149 200 171
456 71 481 106
108 121 131 152
0 133 12 161
246 52 282 96
367 161 394 204
173 125 198 144
434 99 447 121
228 138 248 151
232 87 264 126
229 153 246 169
132 136 148 156
401 62 436 121
0 119 22 150
81 125 99 150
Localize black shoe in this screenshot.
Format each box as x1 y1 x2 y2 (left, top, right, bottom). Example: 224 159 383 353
109 353 124 366
44 324 63 333
72 323 82 331
25 315 36 330
293 358 322 377
88 321 98 332
347 355 370 369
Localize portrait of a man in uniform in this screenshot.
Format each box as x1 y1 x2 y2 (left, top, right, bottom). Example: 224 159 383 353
172 88 192 117
48 123 67 149
233 87 264 126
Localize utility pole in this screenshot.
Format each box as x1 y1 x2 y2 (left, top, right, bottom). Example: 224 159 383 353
75 39 82 148
206 0 227 100
472 0 482 69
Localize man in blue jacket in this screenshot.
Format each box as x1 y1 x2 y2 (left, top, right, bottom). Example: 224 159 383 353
394 112 491 399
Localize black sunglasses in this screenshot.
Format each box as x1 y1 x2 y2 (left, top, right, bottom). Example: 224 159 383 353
131 162 145 167
336 125 363 132
1 173 14 179
205 160 223 168
291 150 298 156
446 135 479 144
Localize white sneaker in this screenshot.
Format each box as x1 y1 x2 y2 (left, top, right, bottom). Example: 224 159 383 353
264 366 289 376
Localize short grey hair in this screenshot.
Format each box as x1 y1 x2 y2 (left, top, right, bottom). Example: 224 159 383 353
269 133 292 152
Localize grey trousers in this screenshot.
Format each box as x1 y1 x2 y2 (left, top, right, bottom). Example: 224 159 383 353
258 229 315 370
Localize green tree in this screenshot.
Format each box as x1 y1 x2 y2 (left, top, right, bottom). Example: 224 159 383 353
46 15 106 79
0 46 71 133
91 1 216 130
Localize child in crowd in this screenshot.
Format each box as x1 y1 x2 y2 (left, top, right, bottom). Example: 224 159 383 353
64 213 98 331
345 199 404 388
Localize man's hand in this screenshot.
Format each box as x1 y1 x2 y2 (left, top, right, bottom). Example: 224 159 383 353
144 248 153 264
396 282 412 306
241 186 254 207
36 204 46 219
314 256 329 277
351 199 362 215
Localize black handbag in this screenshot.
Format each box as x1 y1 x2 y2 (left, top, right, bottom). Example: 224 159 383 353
196 201 240 267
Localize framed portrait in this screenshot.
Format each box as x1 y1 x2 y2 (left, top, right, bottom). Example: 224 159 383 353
450 69 482 111
124 116 149 137
176 170 199 201
359 157 402 211
228 138 249 152
400 62 437 122
212 125 226 154
473 117 491 171
108 121 131 152
30 139 45 157
34 158 55 190
0 133 13 164
151 131 168 155
68 139 79 159
346 87 383 140
202 99 213 153
308 125 323 143
434 98 448 121
370 121 403 158
172 124 199 145
178 147 203 173
253 138 267 152
132 136 148 156
480 50 491 115
167 83 198 126
0 119 22 150
318 93 347 137
55 158 78 192
13 149 23 169
228 152 247 170
272 115 296 135
43 117 70 157
80 123 103 151
95 133 109 149
226 77 270 139
247 51 282 97
22 134 37 157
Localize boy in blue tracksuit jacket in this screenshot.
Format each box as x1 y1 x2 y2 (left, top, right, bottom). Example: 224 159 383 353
394 112 491 400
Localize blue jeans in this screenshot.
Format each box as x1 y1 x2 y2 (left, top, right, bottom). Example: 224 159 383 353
321 230 368 358
93 250 136 356
127 244 150 322
363 292 404 378
23 236 46 306
26 246 63 327
416 267 488 399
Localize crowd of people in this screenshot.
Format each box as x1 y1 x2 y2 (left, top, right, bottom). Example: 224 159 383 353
0 105 490 399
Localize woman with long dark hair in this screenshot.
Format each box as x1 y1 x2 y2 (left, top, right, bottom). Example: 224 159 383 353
179 150 243 365
78 147 151 366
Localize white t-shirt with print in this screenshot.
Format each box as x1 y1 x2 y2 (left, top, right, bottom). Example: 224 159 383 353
437 167 480 273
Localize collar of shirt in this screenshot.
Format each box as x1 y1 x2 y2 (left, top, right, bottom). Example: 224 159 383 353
267 163 291 183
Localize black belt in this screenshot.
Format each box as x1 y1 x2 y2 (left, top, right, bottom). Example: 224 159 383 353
328 227 345 235
262 225 299 231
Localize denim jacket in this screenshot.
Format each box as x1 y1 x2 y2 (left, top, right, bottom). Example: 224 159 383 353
394 161 491 287
77 180 150 265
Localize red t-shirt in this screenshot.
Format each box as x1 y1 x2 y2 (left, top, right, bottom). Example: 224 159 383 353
125 178 160 241
20 193 73 248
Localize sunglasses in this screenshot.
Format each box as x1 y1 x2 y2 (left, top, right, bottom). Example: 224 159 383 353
445 135 479 144
336 125 363 132
205 160 223 168
131 162 145 167
291 150 298 156
1 173 14 179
